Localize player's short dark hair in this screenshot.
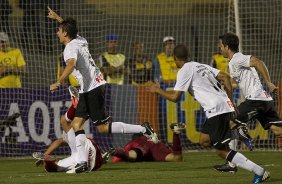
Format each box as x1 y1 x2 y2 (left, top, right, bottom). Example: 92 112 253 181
173 44 190 62
59 17 78 40
219 33 239 52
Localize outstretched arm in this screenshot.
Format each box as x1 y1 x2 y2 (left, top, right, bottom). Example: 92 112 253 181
44 138 66 155
35 138 66 166
250 56 278 94
147 83 182 102
47 6 63 23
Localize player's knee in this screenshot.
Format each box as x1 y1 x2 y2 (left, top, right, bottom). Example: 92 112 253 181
131 148 142 162
96 124 109 134
199 138 210 147
199 133 211 147
60 115 67 126
270 125 282 136
71 117 84 131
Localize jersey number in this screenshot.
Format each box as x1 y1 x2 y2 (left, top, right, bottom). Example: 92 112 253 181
227 100 234 109
95 73 104 83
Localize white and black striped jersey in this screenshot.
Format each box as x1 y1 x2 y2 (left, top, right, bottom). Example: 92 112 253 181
174 61 234 118
64 35 106 93
229 52 272 101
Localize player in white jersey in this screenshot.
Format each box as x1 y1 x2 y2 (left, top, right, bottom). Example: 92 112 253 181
47 7 157 173
148 44 269 183
218 33 282 138
33 101 104 173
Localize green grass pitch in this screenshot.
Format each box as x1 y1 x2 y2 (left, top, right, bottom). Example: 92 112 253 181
1 151 281 184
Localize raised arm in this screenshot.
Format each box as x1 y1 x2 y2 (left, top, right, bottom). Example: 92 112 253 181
47 6 63 23
250 56 278 94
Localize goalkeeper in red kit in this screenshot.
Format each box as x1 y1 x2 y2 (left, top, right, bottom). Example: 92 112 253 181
104 123 185 162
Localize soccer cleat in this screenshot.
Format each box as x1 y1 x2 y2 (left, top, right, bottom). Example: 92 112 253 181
170 123 186 134
253 170 270 184
68 86 79 108
66 162 88 174
213 162 238 174
236 125 254 151
143 122 159 143
32 152 56 161
68 86 79 99
102 148 116 163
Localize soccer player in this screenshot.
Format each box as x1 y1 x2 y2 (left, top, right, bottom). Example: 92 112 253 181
211 46 239 174
218 33 282 137
104 123 185 162
148 44 270 183
33 90 103 173
47 7 157 173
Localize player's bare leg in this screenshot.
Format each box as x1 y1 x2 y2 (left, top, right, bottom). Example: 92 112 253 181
270 124 282 136
165 123 185 162
199 133 211 147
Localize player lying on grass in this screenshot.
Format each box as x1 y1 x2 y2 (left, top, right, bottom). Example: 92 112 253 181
33 86 104 173
104 123 185 162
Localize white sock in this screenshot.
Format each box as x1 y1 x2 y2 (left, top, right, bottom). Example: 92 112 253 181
66 128 76 153
229 139 238 150
230 151 264 176
228 139 238 167
111 122 146 133
75 133 87 163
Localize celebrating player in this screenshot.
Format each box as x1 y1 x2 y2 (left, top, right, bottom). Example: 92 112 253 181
148 44 270 183
47 7 158 173
218 33 282 137
104 123 185 163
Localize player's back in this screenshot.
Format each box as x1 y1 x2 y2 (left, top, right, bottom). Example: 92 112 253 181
64 35 106 93
125 134 150 149
229 52 272 101
175 61 234 118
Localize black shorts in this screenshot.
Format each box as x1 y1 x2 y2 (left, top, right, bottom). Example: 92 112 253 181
237 100 281 129
201 113 232 149
75 85 110 126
